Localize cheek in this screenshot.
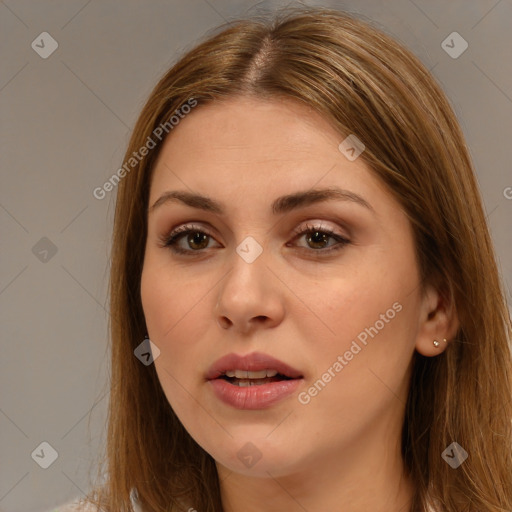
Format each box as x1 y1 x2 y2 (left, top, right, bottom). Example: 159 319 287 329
140 253 211 387
294 284 417 437
292 267 402 350
140 259 205 423
296 251 419 383
141 252 205 343
141 265 171 342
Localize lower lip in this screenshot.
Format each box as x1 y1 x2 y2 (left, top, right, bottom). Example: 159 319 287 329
208 378 303 410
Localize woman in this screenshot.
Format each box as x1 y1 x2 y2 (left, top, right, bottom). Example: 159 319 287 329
56 5 512 512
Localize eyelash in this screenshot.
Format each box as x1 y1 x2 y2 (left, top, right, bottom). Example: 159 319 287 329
159 222 350 257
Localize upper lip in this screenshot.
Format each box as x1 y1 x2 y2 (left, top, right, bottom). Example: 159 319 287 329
206 352 303 380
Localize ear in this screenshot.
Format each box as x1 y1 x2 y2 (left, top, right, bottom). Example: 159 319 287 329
415 283 459 357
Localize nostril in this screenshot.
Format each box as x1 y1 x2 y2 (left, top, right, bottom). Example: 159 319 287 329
216 317 231 329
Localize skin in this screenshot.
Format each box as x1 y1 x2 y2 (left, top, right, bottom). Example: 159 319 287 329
140 96 458 512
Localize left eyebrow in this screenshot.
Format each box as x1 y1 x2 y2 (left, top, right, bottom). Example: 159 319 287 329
148 186 375 215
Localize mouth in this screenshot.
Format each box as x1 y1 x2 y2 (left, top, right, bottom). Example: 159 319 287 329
206 352 304 409
206 351 303 382
218 369 296 387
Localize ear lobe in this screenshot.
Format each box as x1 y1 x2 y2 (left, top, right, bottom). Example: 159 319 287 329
415 284 459 357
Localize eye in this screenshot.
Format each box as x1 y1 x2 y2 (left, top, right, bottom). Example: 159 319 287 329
159 222 350 256
289 222 350 255
159 224 219 255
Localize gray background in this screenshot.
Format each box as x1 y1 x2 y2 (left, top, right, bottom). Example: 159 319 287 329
1 1 511 511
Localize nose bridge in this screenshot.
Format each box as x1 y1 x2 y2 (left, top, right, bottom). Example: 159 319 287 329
215 233 283 331
222 235 268 303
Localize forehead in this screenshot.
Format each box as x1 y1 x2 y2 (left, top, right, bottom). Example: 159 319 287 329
150 96 366 192
163 96 347 161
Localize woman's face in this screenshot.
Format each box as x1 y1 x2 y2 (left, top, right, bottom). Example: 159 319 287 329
141 96 431 479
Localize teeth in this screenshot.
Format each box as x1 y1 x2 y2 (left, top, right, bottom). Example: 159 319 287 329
224 369 279 379
234 379 275 387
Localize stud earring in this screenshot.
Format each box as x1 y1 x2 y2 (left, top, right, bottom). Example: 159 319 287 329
433 338 447 347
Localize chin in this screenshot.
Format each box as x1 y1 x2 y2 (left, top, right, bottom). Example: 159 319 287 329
205 435 304 478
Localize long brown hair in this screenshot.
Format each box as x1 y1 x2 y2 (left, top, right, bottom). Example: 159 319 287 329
84 6 512 511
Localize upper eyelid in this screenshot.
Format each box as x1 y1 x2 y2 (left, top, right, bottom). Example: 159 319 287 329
166 220 346 238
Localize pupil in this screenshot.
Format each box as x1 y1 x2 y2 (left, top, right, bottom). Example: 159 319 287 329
189 232 208 249
308 231 327 248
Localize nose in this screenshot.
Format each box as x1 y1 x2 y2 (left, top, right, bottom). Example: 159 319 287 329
214 245 285 335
